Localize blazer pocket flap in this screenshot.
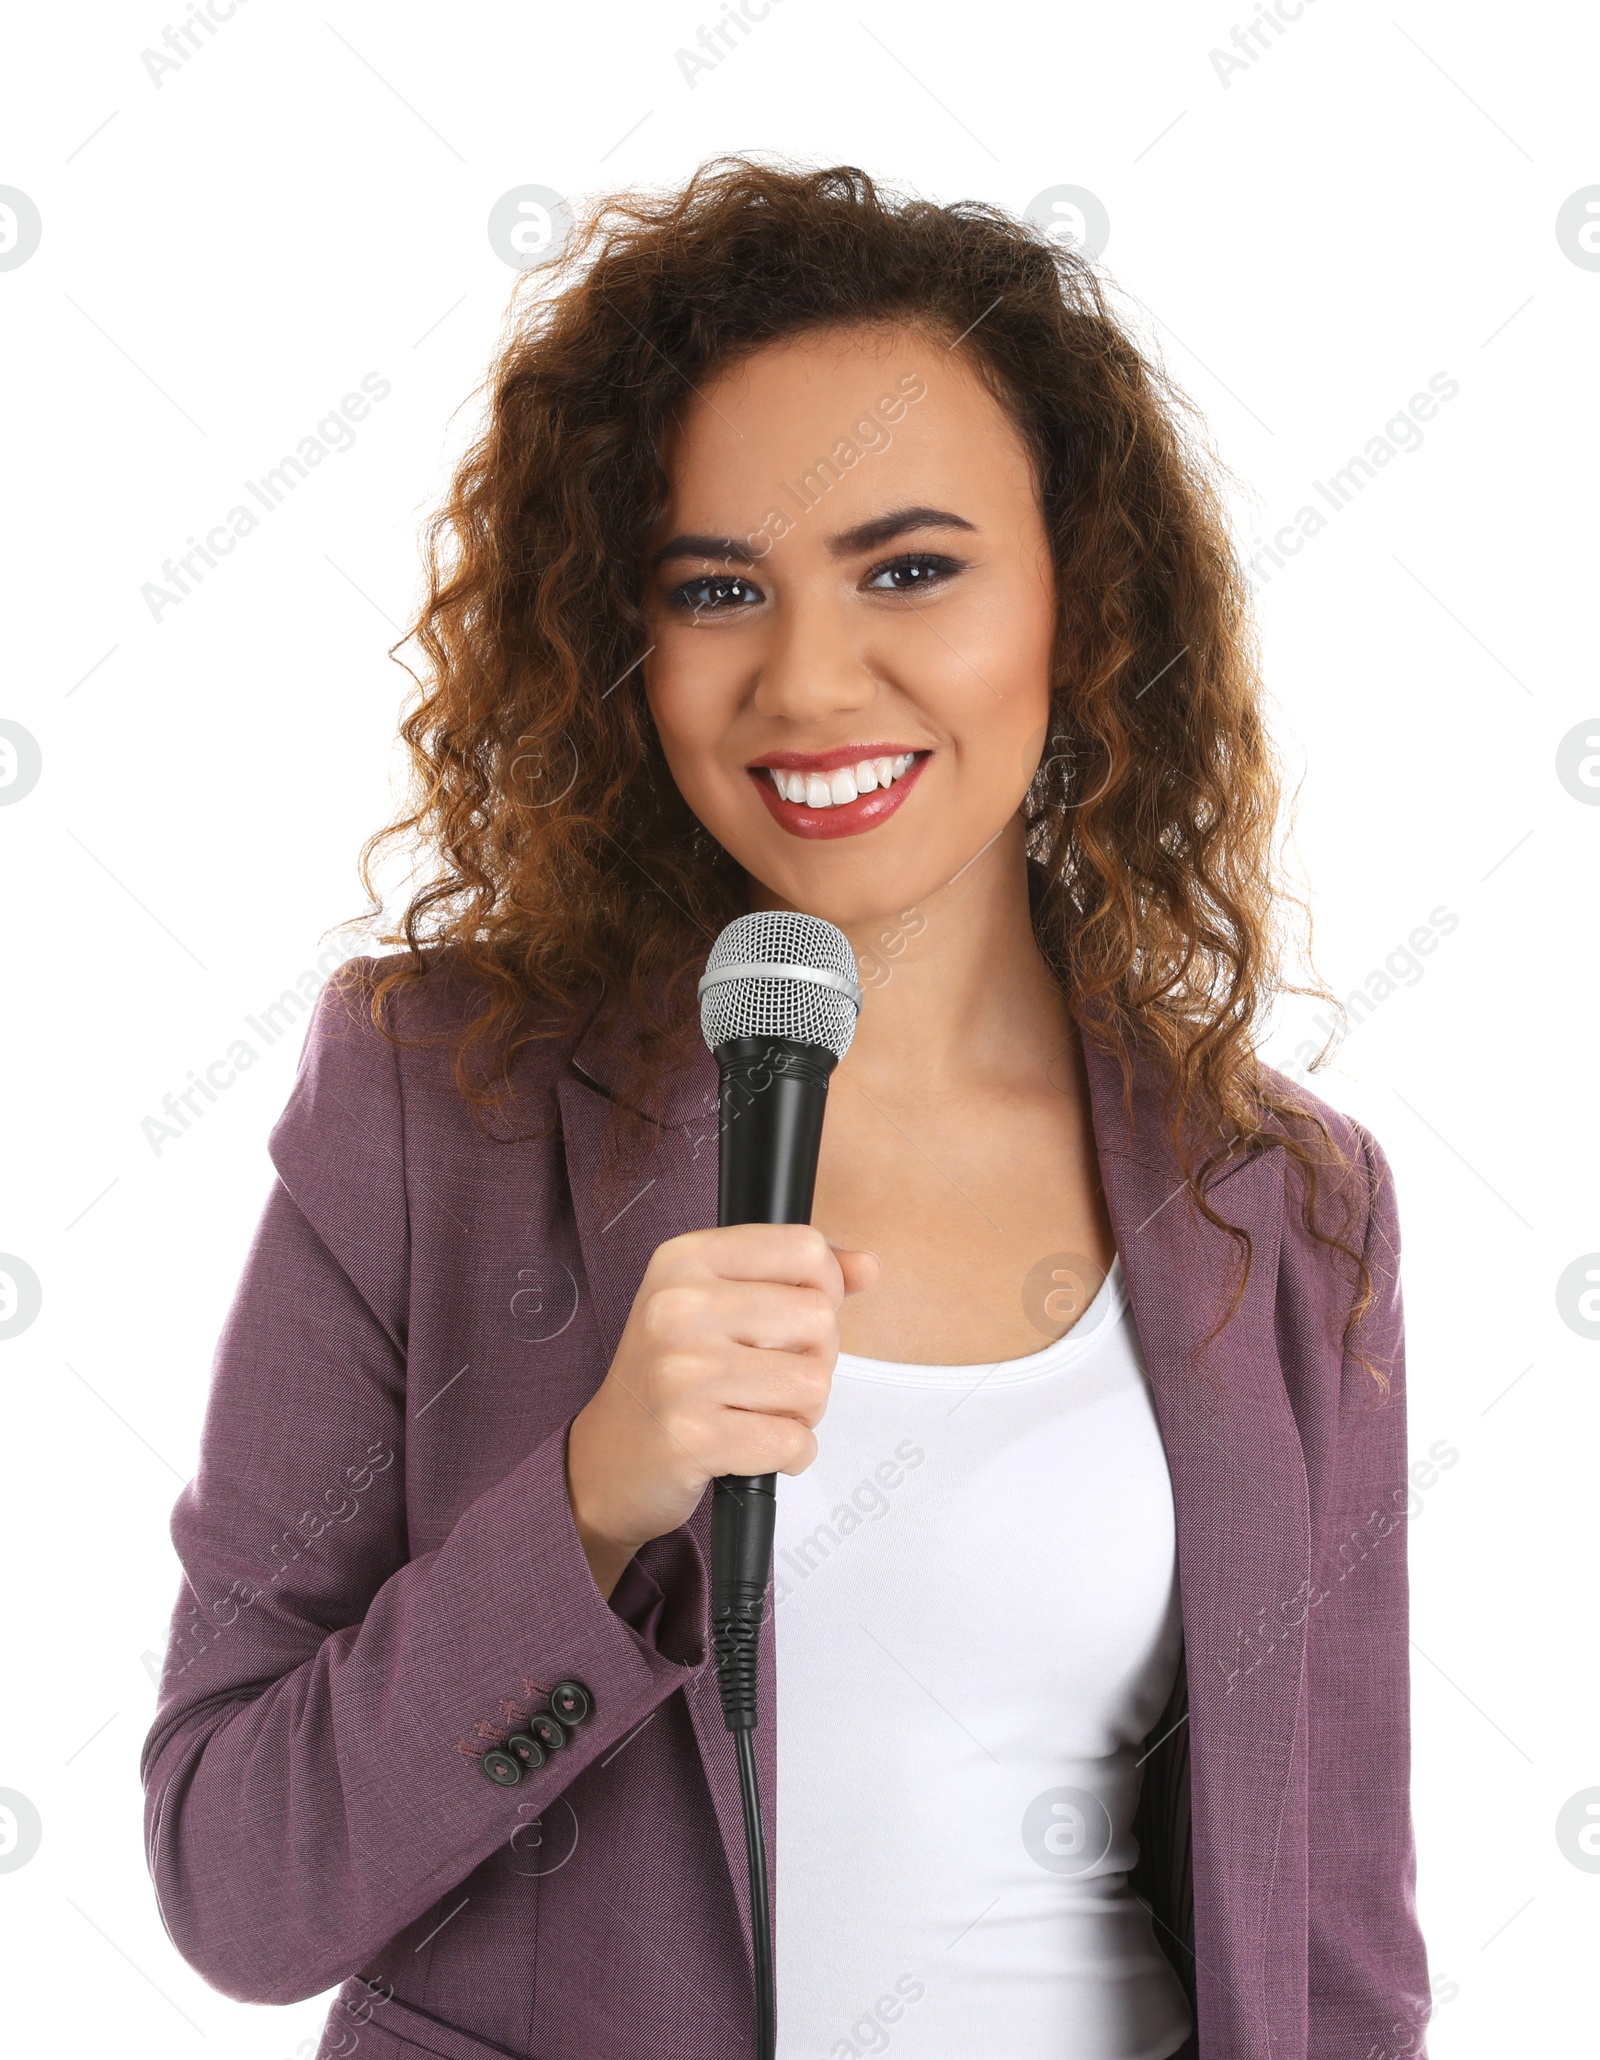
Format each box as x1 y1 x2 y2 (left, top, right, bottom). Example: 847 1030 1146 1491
320 1984 534 2060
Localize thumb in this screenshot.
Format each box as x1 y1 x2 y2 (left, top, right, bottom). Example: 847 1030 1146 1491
829 1243 881 1298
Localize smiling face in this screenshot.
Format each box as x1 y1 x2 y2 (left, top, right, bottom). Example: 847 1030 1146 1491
640 322 1059 929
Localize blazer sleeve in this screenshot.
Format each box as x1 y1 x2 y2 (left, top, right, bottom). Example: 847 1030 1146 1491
139 963 708 2006
1304 1124 1433 2059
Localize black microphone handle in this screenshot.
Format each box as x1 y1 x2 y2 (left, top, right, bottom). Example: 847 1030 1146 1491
709 1034 841 2060
710 1035 837 1728
716 1036 837 1229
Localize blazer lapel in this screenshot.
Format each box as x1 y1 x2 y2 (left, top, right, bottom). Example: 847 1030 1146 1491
1081 1021 1310 2060
556 1012 776 1991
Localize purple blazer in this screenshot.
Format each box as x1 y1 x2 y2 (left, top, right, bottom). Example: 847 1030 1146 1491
141 953 1431 2060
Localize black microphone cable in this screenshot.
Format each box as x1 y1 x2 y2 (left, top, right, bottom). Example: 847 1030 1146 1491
698 914 863 2060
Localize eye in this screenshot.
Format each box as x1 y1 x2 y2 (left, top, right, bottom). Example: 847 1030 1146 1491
863 551 964 593
667 572 764 615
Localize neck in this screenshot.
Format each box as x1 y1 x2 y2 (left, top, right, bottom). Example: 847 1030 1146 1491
746 814 1074 1097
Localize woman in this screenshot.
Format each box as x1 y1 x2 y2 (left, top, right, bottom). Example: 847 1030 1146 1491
142 159 1430 2060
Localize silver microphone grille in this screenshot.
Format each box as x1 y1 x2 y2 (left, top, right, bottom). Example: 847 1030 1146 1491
698 910 863 1061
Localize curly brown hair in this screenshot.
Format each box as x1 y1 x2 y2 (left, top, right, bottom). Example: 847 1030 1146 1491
333 154 1383 1389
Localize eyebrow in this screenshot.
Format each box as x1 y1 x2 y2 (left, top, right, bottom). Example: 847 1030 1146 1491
650 503 977 572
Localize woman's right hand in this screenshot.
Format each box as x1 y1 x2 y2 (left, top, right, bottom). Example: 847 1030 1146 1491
565 1224 879 1600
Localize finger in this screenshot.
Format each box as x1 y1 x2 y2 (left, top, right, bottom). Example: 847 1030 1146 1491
669 1222 844 1300
719 1278 837 1354
643 1278 835 1355
711 1414 818 1480
697 1344 834 1426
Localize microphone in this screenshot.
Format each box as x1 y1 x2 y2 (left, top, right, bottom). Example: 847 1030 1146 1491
697 909 862 2060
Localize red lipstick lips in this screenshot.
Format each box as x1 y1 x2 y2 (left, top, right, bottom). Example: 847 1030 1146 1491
746 747 929 841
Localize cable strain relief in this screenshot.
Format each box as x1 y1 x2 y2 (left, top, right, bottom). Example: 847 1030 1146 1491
711 1595 766 1732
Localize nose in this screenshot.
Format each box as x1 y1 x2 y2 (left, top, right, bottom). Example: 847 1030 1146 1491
749 586 878 727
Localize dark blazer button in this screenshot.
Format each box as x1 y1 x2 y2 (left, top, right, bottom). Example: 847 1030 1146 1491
527 1711 569 1753
480 1748 523 1787
504 1731 547 1771
550 1680 593 1726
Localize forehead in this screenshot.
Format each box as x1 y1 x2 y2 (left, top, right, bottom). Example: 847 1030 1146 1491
657 322 1034 524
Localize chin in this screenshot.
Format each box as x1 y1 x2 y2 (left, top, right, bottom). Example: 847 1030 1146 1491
743 849 947 934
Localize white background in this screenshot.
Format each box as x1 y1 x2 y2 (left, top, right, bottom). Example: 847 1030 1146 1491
2 0 1596 2052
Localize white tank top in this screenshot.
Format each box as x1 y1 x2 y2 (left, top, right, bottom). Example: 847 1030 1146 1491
773 1255 1194 2059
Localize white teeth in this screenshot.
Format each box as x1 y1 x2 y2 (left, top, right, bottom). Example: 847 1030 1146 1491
767 753 919 807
